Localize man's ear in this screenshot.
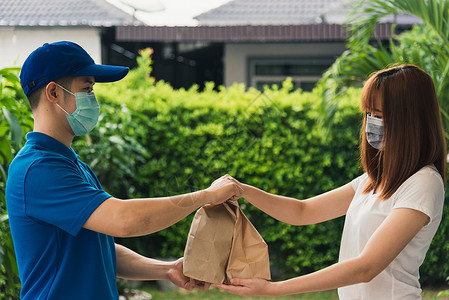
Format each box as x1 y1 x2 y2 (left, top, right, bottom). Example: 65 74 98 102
44 82 60 103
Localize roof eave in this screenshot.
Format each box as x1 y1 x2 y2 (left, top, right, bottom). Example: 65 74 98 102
115 24 395 43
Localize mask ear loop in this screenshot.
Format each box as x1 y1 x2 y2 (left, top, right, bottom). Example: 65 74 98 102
55 83 75 96
56 103 69 115
54 83 74 115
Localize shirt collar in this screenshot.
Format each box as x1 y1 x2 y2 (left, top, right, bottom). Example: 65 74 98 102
26 132 79 161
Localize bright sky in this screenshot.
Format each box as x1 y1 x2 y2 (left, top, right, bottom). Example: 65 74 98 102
106 0 231 26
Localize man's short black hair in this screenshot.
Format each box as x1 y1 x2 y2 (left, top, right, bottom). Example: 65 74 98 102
27 76 75 111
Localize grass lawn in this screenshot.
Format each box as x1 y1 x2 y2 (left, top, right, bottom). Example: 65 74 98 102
130 283 449 300
141 285 339 299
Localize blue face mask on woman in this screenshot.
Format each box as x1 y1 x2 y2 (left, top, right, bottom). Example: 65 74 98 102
365 114 384 149
56 83 100 136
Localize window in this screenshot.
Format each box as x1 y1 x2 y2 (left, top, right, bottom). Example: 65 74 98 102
248 57 333 92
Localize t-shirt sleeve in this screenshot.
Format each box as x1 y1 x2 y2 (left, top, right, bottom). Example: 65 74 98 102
351 173 368 192
24 157 111 236
392 168 444 224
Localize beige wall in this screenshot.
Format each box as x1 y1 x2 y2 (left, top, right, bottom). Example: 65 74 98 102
224 42 346 87
0 27 102 69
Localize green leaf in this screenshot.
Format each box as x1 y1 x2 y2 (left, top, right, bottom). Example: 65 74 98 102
0 163 6 185
2 107 22 148
0 139 12 163
0 67 20 75
0 214 8 223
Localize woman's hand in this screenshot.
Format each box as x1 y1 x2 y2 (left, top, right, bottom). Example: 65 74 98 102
212 278 275 297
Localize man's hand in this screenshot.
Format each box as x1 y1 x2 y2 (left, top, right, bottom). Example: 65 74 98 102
167 258 210 291
205 174 244 205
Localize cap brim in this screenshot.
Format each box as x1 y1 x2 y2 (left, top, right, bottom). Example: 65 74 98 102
73 64 129 82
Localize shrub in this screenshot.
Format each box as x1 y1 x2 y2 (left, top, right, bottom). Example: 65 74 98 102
84 51 364 278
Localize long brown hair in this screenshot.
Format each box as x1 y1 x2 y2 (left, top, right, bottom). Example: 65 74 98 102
360 64 447 199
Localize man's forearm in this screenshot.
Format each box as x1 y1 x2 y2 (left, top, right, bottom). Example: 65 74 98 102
116 244 173 280
119 190 209 236
84 174 242 237
84 190 209 237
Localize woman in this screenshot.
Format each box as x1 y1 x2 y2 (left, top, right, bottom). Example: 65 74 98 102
214 65 446 299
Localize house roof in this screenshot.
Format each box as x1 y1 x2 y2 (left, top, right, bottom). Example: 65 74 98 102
194 0 351 26
0 0 140 26
114 0 398 43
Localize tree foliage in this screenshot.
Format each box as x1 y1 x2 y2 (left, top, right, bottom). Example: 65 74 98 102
320 0 449 138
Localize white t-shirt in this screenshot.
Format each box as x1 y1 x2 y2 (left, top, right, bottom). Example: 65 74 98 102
338 165 444 300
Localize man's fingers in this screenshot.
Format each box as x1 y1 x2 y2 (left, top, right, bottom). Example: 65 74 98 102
202 282 211 291
234 183 244 195
194 280 210 291
183 278 195 290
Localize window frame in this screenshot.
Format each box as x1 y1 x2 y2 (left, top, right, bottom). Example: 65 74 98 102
247 56 334 91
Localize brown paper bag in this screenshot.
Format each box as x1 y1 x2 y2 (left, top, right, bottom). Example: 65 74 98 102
183 200 271 284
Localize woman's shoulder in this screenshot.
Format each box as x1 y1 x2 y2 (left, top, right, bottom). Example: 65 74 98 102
394 165 444 202
393 165 445 223
409 165 444 187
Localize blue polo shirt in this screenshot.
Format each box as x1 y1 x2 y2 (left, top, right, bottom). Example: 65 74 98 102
6 132 118 300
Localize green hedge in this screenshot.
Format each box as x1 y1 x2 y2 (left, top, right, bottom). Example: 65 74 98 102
71 50 449 285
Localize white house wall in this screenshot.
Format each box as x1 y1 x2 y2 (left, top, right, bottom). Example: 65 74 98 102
224 42 346 87
0 27 102 69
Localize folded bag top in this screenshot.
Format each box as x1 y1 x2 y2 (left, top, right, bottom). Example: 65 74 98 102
183 200 271 284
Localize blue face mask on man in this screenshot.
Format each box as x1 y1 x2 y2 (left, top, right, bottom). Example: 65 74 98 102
55 83 100 136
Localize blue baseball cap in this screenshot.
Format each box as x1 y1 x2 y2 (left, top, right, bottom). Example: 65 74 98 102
20 41 129 96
